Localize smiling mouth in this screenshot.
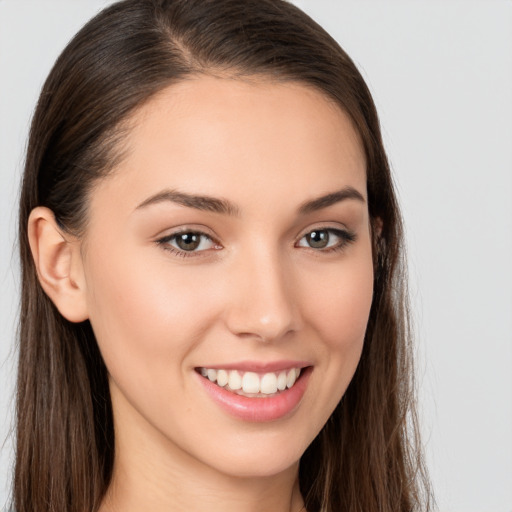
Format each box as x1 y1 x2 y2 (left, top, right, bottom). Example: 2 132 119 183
196 367 304 397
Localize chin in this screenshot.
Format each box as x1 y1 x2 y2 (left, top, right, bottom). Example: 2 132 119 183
183 425 314 480
210 449 302 480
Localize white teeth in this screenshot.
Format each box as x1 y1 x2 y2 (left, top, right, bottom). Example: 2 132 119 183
216 369 228 387
260 373 278 394
228 370 242 390
277 371 287 391
286 369 296 389
199 366 304 395
242 372 260 394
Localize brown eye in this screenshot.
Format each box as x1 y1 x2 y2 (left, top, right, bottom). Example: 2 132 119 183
157 231 218 255
175 232 201 251
305 230 329 249
297 228 357 252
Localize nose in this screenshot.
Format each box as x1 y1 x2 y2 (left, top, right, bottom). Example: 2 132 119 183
223 245 300 343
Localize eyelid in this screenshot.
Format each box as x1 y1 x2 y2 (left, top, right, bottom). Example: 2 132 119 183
295 222 351 242
153 223 217 239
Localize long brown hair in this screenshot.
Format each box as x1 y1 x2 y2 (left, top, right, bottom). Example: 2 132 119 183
15 1 431 511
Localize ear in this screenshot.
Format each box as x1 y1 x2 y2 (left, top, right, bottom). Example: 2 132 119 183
27 207 89 322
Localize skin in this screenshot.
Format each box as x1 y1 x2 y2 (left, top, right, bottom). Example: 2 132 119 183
29 76 374 512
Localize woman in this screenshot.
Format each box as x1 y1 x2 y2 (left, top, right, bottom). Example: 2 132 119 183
15 0 430 511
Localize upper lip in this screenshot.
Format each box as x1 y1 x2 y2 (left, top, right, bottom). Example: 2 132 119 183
196 360 312 373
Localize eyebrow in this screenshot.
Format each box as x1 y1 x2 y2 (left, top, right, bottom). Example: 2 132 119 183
297 186 366 215
135 186 365 216
135 189 240 216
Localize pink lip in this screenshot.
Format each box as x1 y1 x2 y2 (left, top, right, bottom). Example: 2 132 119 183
196 366 312 422
197 360 311 373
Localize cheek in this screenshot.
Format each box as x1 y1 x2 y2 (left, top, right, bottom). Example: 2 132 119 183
303 251 374 351
300 242 374 407
280 243 374 443
83 244 222 388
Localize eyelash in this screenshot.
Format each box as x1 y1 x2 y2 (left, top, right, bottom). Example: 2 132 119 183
155 227 357 258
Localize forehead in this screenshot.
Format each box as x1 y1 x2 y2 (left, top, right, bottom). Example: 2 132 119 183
93 76 367 215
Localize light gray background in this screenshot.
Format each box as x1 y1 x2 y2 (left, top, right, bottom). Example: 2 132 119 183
1 1 511 511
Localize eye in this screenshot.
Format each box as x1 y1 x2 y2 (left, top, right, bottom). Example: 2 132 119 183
297 228 356 251
156 230 219 255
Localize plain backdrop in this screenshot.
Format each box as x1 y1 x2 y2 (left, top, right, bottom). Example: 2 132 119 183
1 1 511 511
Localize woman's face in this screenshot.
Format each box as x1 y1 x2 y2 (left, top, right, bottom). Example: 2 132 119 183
81 76 373 478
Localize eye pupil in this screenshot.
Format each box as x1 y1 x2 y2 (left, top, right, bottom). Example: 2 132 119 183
307 230 329 248
176 233 201 251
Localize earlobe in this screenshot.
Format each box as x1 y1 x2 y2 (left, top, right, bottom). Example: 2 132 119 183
27 207 89 323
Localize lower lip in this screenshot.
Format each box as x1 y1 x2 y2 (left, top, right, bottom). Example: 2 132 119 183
196 367 312 422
